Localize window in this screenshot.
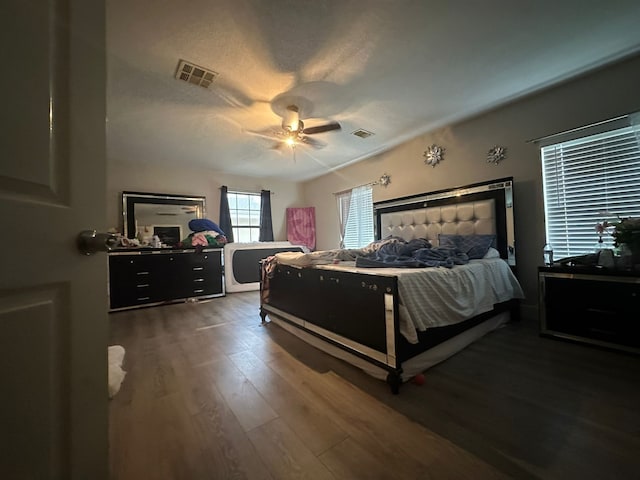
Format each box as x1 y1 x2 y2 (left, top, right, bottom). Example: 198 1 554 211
541 116 640 259
227 191 261 242
337 185 374 249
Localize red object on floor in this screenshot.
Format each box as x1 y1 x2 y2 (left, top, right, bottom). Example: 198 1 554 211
412 373 426 385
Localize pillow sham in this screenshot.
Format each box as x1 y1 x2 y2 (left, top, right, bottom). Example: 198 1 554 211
483 247 500 259
438 234 496 260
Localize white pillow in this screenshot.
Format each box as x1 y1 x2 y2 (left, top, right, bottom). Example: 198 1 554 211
483 247 500 259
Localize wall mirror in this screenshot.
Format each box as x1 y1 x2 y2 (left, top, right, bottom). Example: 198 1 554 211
122 191 206 246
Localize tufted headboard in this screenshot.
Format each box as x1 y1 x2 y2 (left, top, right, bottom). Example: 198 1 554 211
379 199 496 247
374 178 515 265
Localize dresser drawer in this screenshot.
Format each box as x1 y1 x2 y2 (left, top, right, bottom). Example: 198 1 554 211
109 284 165 309
539 270 640 353
108 249 224 311
175 250 223 297
187 251 222 271
109 255 163 287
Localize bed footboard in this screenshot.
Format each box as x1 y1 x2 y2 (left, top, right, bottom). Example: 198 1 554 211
261 264 403 384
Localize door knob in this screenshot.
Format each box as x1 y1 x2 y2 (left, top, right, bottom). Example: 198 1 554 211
77 230 119 255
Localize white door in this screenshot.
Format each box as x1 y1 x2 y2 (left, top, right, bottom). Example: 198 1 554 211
0 0 108 478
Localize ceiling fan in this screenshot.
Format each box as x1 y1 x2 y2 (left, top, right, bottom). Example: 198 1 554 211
246 105 341 150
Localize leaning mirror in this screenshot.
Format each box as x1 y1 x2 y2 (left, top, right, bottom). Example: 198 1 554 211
122 191 206 247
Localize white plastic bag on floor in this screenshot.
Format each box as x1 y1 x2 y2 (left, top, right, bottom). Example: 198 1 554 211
108 345 126 398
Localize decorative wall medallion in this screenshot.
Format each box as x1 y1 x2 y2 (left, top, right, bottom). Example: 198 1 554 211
487 145 507 165
378 173 391 187
424 144 445 167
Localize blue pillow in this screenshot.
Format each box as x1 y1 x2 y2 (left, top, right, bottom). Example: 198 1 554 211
438 234 496 259
189 218 225 235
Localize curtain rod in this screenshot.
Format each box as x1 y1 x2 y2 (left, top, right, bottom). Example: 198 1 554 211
334 181 378 196
333 174 391 195
220 187 275 195
525 114 629 144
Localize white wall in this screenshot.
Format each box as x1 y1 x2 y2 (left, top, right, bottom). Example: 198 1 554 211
107 161 305 241
302 53 640 318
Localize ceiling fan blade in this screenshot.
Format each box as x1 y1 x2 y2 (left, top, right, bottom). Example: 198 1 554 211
300 136 327 149
270 141 287 151
302 122 341 135
244 128 281 141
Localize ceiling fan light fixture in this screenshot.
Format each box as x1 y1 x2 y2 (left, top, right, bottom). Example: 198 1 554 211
246 99 339 151
282 105 300 132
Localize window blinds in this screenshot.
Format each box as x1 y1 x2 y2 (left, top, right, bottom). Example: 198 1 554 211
342 185 374 249
542 124 640 259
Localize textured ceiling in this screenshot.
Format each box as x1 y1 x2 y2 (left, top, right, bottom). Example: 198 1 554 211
106 0 640 181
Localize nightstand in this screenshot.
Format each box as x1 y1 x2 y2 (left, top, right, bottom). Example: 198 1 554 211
538 265 640 353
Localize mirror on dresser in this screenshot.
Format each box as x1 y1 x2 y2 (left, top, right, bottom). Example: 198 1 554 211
122 191 206 247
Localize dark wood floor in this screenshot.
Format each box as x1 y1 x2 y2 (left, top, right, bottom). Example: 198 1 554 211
109 292 640 479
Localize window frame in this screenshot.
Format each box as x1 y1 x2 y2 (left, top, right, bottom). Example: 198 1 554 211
227 190 262 243
541 116 640 259
337 185 374 249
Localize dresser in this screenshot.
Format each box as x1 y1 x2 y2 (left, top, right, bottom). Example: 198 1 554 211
538 265 640 353
108 248 224 311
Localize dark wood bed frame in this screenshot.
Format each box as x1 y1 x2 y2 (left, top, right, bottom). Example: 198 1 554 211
259 178 518 393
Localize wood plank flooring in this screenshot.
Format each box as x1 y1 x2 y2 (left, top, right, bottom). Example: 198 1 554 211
109 292 640 479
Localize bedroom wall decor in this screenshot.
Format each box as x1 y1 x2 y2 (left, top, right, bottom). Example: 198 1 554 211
376 173 391 187
487 145 507 165
424 144 445 167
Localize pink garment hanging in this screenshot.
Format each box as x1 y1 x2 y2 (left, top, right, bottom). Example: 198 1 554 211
286 207 316 251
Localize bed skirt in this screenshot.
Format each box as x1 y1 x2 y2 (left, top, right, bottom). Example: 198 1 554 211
265 310 510 382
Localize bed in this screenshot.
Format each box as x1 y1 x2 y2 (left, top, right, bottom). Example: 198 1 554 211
224 241 305 292
259 178 523 393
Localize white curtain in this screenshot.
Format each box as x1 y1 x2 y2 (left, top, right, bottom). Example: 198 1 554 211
335 190 352 249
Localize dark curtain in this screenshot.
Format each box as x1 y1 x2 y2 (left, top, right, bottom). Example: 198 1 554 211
219 185 234 243
259 189 274 241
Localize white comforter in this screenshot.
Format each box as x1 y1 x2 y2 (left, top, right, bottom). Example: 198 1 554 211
315 258 524 344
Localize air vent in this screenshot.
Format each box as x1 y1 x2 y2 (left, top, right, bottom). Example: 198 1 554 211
175 60 218 89
351 129 374 139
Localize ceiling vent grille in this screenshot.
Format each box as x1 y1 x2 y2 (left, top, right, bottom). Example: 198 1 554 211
351 129 374 139
175 60 218 88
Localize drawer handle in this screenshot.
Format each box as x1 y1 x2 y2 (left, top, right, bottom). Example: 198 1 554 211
137 297 150 301
136 284 150 288
194 278 204 282
136 271 149 275
193 267 204 271
193 289 204 294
